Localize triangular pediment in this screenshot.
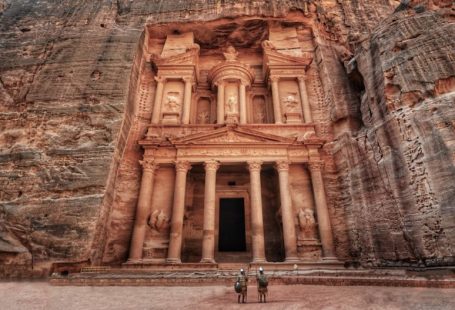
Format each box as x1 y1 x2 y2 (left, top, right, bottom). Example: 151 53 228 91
151 47 199 66
171 126 295 145
263 49 313 68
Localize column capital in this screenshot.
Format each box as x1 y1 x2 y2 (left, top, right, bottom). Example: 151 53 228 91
297 75 307 83
204 160 220 171
182 76 193 84
247 161 263 172
139 159 158 172
275 160 291 172
269 76 280 83
215 80 226 87
175 161 192 172
154 76 166 84
308 160 325 172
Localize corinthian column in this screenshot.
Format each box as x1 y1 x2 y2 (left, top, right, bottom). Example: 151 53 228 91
216 82 225 124
309 161 336 259
167 161 192 263
297 76 313 123
182 77 193 124
201 160 220 263
275 161 299 262
270 76 283 124
239 82 247 124
128 159 158 262
151 77 165 124
247 161 266 263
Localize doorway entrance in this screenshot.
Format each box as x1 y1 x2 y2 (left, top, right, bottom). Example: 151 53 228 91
218 198 246 252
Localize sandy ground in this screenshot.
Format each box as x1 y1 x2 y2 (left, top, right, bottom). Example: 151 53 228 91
0 282 454 310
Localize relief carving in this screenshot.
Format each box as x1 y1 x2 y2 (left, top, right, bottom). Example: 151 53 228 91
148 210 170 232
164 92 181 113
297 208 318 240
197 111 210 124
226 94 238 113
282 93 300 112
223 45 239 61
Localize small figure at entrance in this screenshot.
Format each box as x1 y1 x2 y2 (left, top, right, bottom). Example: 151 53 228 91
256 267 268 303
235 268 248 303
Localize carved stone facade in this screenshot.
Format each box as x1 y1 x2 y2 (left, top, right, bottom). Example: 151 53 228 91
122 23 338 265
2 1 454 278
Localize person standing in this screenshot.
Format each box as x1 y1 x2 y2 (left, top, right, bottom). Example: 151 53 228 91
235 268 248 303
256 267 268 303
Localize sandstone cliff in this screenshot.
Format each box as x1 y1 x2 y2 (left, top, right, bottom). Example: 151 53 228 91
0 0 454 278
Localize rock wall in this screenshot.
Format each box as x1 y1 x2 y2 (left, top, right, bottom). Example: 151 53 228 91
0 0 454 277
332 2 455 266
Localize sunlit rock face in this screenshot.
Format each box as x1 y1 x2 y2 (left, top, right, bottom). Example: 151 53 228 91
0 0 453 278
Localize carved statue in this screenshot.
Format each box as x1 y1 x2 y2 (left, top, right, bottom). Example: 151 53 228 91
282 94 299 112
226 94 237 113
197 110 210 124
297 208 317 239
165 93 180 112
223 45 238 61
255 108 265 123
148 210 169 232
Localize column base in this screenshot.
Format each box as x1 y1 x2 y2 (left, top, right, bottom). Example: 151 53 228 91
251 258 267 263
284 257 300 263
165 258 182 264
200 258 216 264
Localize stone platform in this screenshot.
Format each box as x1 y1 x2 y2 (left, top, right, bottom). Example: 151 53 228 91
49 263 455 288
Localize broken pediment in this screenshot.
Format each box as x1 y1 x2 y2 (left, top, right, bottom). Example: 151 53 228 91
171 126 295 145
262 43 313 68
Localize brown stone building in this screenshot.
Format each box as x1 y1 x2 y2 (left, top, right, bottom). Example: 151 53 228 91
0 0 454 278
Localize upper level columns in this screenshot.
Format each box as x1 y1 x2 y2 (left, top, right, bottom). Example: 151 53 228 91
270 76 283 124
128 159 158 262
297 76 313 123
151 77 165 124
239 82 247 124
201 160 220 263
167 161 192 263
309 161 336 260
216 82 225 125
182 77 193 124
275 160 299 262
247 161 266 263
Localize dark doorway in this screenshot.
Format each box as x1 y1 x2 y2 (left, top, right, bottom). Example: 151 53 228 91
218 198 246 252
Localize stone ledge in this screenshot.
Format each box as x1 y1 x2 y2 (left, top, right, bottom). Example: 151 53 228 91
49 274 455 288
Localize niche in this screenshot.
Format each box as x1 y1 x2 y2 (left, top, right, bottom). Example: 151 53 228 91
196 97 212 124
252 95 267 123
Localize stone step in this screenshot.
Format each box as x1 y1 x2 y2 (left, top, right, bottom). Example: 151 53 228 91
49 272 455 288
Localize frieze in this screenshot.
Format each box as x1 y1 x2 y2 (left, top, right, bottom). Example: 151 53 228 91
177 147 287 157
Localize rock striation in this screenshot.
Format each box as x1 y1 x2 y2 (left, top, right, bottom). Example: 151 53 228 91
0 0 454 278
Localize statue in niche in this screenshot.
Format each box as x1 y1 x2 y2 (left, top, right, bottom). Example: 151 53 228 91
255 107 266 123
197 110 210 124
223 45 238 61
226 94 238 113
148 210 169 232
164 92 180 112
297 208 317 240
282 93 299 112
